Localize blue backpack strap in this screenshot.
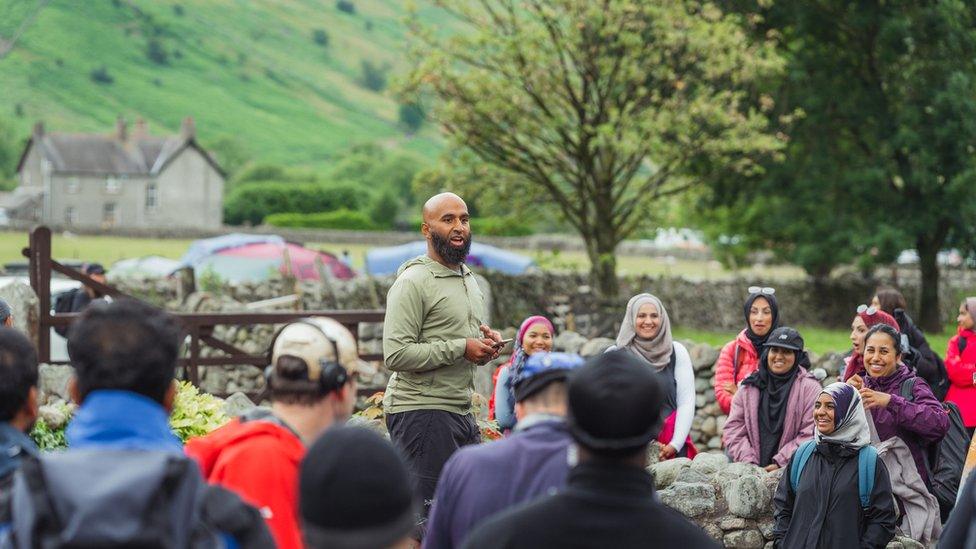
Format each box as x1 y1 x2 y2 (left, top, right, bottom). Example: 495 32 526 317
789 440 817 493
858 445 878 508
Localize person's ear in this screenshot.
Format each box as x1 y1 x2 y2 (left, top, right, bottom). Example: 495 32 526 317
420 221 430 238
68 377 82 404
162 380 178 414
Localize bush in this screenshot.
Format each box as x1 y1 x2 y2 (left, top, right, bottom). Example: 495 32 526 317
90 65 114 84
146 38 168 65
169 381 229 441
313 28 329 47
473 216 533 237
224 181 367 225
336 0 355 14
265 209 377 230
398 102 425 133
360 60 386 91
369 191 400 229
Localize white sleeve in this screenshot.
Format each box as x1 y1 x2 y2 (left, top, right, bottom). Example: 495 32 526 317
669 342 696 451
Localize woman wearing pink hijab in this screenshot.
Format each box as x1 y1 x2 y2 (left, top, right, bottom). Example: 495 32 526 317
490 315 555 430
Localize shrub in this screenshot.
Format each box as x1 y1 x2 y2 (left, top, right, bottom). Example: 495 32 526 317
233 163 291 185
169 381 229 442
223 181 367 225
313 28 329 47
360 60 386 91
336 0 355 14
398 102 425 133
265 209 377 230
369 191 400 229
146 38 168 65
90 65 114 84
473 216 533 237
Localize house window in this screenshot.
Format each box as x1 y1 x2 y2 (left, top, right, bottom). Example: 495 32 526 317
65 207 76 225
66 178 80 194
105 177 120 194
103 203 118 226
146 182 158 211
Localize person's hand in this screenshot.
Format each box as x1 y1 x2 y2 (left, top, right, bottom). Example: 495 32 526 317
860 388 891 410
847 374 864 391
764 464 780 472
480 324 502 344
723 382 737 396
659 444 677 461
464 338 498 365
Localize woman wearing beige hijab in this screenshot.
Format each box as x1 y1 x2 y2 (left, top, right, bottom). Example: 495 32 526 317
609 293 696 459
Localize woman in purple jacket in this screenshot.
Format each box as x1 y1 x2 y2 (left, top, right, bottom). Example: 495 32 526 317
723 327 823 471
848 324 949 485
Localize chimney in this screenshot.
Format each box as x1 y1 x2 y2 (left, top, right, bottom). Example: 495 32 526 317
133 117 148 139
116 116 127 142
32 121 45 139
180 116 196 140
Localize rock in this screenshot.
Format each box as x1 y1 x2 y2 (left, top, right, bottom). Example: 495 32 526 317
695 377 711 394
703 523 723 542
649 457 691 489
658 482 715 518
0 281 38 340
38 364 74 402
888 537 923 549
715 461 763 492
707 436 722 450
758 518 775 540
696 394 707 408
690 452 728 476
222 392 256 417
347 415 389 437
675 467 710 485
726 475 769 519
579 337 615 357
811 367 827 381
719 516 749 530
689 342 720 372
553 330 587 354
701 416 717 437
717 415 727 432
764 543 774 549
723 529 765 549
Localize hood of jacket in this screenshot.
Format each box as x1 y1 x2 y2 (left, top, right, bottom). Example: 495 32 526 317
185 412 305 479
396 254 471 278
734 329 760 360
66 390 183 453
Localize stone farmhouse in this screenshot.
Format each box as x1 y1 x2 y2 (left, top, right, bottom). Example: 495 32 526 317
6 116 224 229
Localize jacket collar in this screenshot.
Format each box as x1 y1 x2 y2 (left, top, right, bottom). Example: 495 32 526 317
416 255 471 278
66 390 183 453
513 414 566 433
0 421 39 478
567 462 656 499
864 364 913 393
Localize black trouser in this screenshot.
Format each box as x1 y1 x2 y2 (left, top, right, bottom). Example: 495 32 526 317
386 409 480 532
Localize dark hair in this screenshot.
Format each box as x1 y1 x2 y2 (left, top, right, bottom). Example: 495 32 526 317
67 299 180 404
270 355 333 405
863 324 902 356
0 328 38 421
874 287 908 315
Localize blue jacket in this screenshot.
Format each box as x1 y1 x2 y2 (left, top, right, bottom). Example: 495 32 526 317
66 390 183 452
0 423 39 482
424 416 573 549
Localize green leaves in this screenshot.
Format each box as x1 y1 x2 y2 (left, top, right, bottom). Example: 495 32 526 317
169 381 230 443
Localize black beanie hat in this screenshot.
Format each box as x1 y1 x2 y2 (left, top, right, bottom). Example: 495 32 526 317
567 350 665 452
299 426 417 549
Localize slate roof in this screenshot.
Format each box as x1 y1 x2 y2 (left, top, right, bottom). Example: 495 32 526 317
16 121 224 177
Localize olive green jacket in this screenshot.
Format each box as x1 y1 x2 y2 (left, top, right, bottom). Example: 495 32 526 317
382 255 487 415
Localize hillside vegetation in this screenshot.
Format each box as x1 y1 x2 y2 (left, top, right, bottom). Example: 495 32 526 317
0 0 449 168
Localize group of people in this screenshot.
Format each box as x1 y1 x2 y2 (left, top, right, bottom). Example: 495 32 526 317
3 190 976 548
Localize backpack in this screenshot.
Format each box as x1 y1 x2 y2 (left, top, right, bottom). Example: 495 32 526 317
0 450 273 548
899 376 968 522
789 439 877 508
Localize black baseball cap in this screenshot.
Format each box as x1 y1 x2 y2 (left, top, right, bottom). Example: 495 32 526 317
84 263 106 275
765 327 804 352
567 350 665 452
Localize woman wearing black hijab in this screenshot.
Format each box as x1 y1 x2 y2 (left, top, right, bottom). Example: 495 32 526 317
713 287 781 414
723 327 822 470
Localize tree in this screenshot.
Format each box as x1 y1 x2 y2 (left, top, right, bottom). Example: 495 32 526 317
313 28 330 47
707 1 976 330
360 60 387 91
398 102 425 134
404 0 784 300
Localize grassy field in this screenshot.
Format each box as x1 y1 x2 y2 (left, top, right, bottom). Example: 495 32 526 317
673 325 955 356
0 1 451 167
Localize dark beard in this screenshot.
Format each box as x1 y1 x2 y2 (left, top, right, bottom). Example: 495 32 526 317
430 231 471 266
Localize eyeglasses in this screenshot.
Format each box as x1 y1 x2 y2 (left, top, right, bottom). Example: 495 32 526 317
857 304 879 315
748 286 776 295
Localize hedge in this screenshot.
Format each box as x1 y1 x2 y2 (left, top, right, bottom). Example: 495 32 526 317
264 209 377 230
224 181 366 225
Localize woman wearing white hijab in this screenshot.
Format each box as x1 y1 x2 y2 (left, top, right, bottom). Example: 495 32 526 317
772 382 896 548
610 293 696 460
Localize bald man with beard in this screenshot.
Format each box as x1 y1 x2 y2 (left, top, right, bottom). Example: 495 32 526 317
382 193 502 538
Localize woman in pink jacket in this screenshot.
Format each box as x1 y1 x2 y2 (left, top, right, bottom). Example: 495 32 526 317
946 297 976 435
713 287 779 414
723 327 822 471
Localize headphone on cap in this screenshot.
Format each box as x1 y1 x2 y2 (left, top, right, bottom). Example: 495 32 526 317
265 319 348 394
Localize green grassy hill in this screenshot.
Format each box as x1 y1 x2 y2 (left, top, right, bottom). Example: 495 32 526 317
0 0 449 169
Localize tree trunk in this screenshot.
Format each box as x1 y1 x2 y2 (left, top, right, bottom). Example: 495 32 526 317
584 230 620 302
916 239 942 333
